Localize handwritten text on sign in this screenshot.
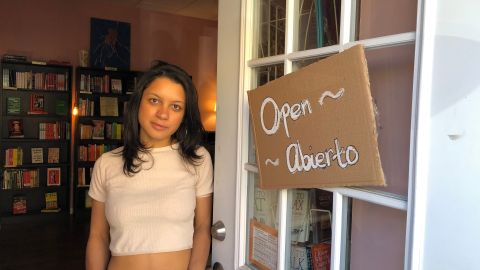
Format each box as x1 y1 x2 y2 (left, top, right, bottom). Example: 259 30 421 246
247 45 385 189
260 88 359 174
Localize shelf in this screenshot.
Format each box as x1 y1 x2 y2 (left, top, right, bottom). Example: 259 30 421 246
0 211 69 225
1 186 68 192
3 163 69 169
1 61 72 218
1 88 69 94
2 114 70 119
0 138 70 142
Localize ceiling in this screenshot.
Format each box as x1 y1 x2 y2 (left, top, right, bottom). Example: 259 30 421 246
107 0 218 21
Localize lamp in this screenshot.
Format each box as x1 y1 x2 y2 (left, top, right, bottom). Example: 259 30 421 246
72 105 78 116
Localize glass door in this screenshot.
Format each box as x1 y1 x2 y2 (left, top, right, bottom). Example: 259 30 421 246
237 0 419 269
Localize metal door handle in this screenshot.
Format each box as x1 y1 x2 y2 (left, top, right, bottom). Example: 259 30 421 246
211 220 226 241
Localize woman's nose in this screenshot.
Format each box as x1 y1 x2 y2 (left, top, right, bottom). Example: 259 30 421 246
156 106 168 119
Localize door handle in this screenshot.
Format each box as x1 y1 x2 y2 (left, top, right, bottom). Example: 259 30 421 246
211 220 226 241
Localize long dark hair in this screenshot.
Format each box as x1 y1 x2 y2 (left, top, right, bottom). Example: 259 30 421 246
121 62 204 175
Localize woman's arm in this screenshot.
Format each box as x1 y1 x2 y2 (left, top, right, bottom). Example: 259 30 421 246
86 199 110 270
188 195 213 270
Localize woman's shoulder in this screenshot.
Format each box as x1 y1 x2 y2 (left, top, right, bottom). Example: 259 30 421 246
97 146 124 164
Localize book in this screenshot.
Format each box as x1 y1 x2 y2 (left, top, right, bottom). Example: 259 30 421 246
44 192 58 210
291 245 311 270
99 96 119 116
47 148 60 163
8 119 24 138
55 100 68 116
4 148 23 167
311 243 331 270
12 195 27 215
111 78 123 94
6 96 21 114
28 94 48 114
46 167 61 186
31 147 44 164
92 120 105 139
85 192 92 208
291 189 310 243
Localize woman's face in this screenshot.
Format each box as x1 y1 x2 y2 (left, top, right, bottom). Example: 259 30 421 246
138 77 186 148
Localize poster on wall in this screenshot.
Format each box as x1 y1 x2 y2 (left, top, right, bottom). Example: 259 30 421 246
90 17 130 70
247 45 386 189
249 219 278 270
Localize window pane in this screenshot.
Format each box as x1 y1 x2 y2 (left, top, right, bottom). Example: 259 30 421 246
246 172 280 269
255 0 286 58
364 44 415 196
292 56 324 71
349 199 406 270
296 0 341 51
354 0 417 40
249 64 285 164
287 189 333 269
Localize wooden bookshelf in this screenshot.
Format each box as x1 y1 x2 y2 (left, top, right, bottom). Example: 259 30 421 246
74 66 140 213
0 60 71 218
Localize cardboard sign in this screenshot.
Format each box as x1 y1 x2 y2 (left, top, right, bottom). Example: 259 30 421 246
247 45 385 189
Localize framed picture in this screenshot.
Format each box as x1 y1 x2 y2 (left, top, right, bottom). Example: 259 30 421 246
90 17 131 70
8 119 24 138
47 167 61 186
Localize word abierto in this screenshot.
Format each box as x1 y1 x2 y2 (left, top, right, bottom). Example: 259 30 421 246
260 97 312 138
286 138 359 174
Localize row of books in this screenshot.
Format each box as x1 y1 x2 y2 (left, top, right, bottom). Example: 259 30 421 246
291 242 331 270
79 74 124 94
4 147 60 167
78 96 126 117
5 148 23 167
78 144 117 162
39 121 70 139
6 95 68 116
12 192 61 215
2 168 40 189
78 167 93 186
2 69 68 91
80 121 123 140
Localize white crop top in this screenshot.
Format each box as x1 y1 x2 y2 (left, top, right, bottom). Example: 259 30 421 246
88 144 213 256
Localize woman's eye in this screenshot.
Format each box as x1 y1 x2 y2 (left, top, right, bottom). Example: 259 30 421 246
172 104 182 111
149 98 159 104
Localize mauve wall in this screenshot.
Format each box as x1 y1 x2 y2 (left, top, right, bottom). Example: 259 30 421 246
0 0 217 131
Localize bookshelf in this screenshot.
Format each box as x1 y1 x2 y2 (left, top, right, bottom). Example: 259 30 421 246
0 60 71 219
74 67 139 214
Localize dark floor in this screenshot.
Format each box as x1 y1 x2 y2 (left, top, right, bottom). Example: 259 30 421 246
0 212 90 270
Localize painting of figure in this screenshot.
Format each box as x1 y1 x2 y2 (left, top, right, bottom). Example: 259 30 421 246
90 17 130 70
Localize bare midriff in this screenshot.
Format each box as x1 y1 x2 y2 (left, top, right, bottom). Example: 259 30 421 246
108 249 191 270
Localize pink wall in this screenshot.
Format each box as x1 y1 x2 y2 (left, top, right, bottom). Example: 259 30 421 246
348 1 417 269
0 0 217 131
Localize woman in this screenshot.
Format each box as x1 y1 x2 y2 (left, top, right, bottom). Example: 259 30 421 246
86 63 213 270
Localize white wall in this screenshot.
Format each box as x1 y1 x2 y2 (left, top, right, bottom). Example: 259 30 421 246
419 0 480 269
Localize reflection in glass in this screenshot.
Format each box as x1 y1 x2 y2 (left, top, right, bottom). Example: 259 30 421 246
354 0 417 40
296 0 341 51
349 199 406 270
255 0 286 58
255 64 285 87
364 44 415 196
248 64 285 165
292 57 323 71
288 189 333 270
246 172 279 269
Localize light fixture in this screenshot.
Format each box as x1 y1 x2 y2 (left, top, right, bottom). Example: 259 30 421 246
72 105 78 116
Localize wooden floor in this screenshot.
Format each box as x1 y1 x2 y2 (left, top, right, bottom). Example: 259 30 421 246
0 213 90 270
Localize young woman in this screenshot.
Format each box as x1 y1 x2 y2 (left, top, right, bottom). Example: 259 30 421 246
86 63 213 270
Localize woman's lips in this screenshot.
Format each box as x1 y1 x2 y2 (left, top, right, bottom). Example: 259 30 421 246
151 122 168 130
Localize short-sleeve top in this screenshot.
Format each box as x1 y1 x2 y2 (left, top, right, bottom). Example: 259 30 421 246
88 144 213 256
